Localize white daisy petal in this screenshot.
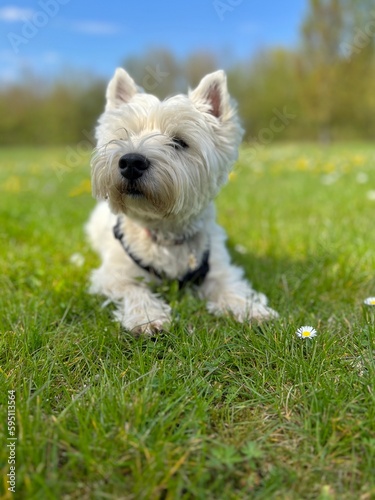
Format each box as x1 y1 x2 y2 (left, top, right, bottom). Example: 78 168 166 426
70 252 85 267
234 244 248 255
356 172 368 184
364 297 375 306
296 325 317 339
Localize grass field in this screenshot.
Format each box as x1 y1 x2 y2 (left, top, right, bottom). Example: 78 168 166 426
1 143 375 499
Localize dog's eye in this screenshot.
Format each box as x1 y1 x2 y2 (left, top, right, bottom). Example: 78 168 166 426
171 137 189 150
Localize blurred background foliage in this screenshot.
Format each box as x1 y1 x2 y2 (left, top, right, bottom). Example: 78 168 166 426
1 0 375 146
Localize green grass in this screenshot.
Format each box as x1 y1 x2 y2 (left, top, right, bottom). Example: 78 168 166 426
1 143 375 499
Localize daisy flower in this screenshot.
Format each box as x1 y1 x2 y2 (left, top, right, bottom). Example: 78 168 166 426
364 297 375 306
296 326 317 339
70 252 85 267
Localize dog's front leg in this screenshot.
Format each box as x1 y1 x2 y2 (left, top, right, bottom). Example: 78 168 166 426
114 284 172 335
199 226 278 323
90 265 171 334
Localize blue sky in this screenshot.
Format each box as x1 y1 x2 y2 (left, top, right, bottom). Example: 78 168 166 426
0 0 308 84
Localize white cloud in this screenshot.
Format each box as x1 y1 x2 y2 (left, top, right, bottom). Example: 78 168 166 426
0 6 34 22
72 20 119 35
0 51 61 85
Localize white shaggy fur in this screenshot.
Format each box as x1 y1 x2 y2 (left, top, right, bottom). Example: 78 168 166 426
86 68 278 334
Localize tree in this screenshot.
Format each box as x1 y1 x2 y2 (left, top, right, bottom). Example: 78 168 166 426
298 0 375 141
227 49 300 140
299 0 344 141
124 49 181 98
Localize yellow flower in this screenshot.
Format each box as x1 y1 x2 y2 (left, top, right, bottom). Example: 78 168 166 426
2 176 22 193
69 179 92 197
352 155 365 166
322 162 336 173
295 157 309 171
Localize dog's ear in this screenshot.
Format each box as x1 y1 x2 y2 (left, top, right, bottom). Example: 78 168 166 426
189 70 231 120
106 68 138 109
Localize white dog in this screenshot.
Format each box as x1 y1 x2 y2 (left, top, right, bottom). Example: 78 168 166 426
86 68 278 334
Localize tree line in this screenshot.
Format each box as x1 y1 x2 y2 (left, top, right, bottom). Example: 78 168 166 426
1 0 374 145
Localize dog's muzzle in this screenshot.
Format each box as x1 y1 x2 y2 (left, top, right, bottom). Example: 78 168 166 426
119 153 150 181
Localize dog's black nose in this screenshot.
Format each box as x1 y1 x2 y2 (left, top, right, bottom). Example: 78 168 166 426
119 153 150 180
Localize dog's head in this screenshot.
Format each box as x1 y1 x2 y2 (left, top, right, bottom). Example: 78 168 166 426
91 68 243 224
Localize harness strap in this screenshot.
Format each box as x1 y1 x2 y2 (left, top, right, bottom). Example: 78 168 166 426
113 218 209 289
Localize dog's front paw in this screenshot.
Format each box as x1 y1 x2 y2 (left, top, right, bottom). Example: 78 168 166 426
207 294 279 323
242 301 279 322
130 317 170 335
114 309 171 335
114 296 172 335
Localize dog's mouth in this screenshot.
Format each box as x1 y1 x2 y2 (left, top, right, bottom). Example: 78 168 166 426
124 183 144 197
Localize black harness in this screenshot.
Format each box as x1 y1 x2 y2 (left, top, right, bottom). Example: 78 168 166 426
113 218 210 289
